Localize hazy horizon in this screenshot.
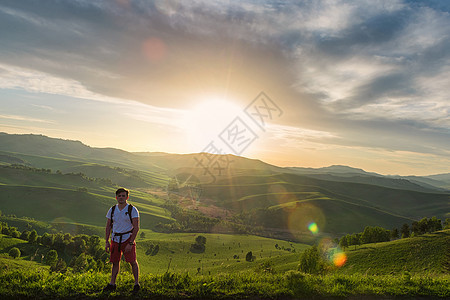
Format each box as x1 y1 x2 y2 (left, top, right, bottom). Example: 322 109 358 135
1 1 449 176
3 131 449 177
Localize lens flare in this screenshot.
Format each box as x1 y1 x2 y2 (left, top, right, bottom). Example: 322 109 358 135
308 222 319 234
332 252 347 267
287 202 325 240
142 37 167 63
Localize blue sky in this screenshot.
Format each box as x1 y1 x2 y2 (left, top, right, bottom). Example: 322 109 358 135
0 0 449 175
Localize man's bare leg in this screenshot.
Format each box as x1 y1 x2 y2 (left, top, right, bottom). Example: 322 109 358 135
130 261 139 285
110 262 120 285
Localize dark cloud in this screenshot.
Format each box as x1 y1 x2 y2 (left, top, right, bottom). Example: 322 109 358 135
316 116 450 156
331 72 416 110
317 10 409 58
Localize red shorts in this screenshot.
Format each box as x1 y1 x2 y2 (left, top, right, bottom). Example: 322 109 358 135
109 237 136 263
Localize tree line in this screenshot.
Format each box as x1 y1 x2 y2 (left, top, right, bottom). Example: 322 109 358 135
339 216 449 250
1 221 109 273
3 164 114 186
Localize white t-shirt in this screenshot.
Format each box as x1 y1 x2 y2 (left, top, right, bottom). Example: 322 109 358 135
106 203 139 243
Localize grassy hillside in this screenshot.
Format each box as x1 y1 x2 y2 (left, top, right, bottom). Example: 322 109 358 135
0 164 174 234
0 229 306 276
135 232 307 275
200 174 444 235
336 230 450 275
0 185 174 230
1 133 448 239
0 216 51 235
0 152 169 188
1 231 449 299
0 234 50 266
205 173 449 222
0 133 166 173
0 165 114 192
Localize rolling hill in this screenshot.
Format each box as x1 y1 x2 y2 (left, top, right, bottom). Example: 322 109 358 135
0 132 448 240
336 230 450 275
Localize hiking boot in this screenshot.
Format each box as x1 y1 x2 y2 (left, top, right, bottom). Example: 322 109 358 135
133 283 140 294
102 283 116 292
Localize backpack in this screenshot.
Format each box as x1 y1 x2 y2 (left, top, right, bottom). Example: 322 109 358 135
110 203 134 228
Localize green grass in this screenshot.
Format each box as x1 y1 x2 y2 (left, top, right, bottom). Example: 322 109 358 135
0 254 47 272
0 234 28 250
205 173 449 221
0 150 169 186
336 230 450 275
0 185 173 230
0 269 448 299
0 234 50 272
135 232 307 275
0 230 449 298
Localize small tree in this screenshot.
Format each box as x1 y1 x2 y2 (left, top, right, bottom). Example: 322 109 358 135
444 218 450 230
9 247 21 259
28 230 38 244
350 233 360 250
45 250 58 266
20 230 30 241
9 228 20 238
429 216 442 232
401 223 410 238
140 232 146 239
339 236 348 250
245 251 255 262
390 228 399 240
195 235 206 245
41 233 54 247
190 235 206 253
298 245 325 274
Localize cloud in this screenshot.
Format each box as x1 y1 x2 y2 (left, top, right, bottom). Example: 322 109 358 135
0 63 127 104
0 0 449 170
0 114 55 124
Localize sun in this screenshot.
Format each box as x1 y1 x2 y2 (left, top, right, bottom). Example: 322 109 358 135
181 97 242 152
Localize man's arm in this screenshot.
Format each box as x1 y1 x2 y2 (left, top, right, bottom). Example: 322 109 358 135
124 217 139 253
105 218 112 252
129 217 140 243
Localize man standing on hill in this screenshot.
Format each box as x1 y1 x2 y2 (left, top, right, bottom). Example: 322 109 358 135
103 188 140 293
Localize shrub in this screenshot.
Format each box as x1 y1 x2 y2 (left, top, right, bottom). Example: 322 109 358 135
298 245 326 274
71 253 87 273
50 258 67 273
9 247 21 259
45 250 58 266
28 230 38 244
190 243 205 253
246 251 255 262
20 230 30 241
190 236 206 253
195 235 206 245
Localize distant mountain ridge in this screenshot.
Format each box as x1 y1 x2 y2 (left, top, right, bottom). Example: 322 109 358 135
1 132 449 192
288 165 379 176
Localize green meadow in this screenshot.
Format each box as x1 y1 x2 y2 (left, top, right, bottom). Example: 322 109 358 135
0 134 449 298
337 230 450 275
135 232 307 275
0 230 449 299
